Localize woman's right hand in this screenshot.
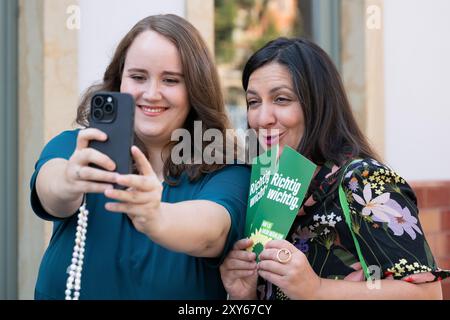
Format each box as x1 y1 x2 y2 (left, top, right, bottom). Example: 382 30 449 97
62 128 118 201
219 238 258 300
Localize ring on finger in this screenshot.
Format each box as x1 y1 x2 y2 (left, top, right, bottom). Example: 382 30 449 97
276 248 292 264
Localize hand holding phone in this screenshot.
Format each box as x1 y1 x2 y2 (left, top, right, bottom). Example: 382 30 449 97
88 92 135 189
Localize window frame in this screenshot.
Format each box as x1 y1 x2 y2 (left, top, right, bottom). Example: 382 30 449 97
304 0 341 68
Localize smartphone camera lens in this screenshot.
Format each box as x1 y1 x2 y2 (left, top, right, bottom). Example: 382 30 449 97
93 96 104 108
104 102 114 114
93 108 103 121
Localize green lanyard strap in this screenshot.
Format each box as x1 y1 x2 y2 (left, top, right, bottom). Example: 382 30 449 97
338 159 372 281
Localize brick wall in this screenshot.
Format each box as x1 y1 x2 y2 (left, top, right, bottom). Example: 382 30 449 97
411 181 450 300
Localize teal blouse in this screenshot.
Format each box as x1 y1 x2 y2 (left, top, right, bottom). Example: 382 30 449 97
30 130 250 300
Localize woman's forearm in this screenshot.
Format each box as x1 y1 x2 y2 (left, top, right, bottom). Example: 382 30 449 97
313 278 443 300
145 200 231 258
36 159 83 218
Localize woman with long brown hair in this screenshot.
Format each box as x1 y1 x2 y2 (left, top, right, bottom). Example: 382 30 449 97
220 37 449 299
31 14 249 299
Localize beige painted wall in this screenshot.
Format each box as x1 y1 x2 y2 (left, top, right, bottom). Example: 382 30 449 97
43 0 80 140
341 0 366 130
186 0 214 55
18 0 45 300
364 0 384 160
341 0 385 160
18 0 79 299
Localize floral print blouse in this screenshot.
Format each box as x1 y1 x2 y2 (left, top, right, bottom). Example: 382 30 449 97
259 158 450 300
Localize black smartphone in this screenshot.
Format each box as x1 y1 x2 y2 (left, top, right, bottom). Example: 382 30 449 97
88 92 135 189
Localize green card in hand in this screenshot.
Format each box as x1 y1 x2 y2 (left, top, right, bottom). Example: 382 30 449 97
245 146 317 258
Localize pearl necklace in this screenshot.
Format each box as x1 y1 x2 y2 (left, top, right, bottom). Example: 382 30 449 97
65 198 89 300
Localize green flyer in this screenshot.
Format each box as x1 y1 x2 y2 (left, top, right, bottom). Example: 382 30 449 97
245 146 317 258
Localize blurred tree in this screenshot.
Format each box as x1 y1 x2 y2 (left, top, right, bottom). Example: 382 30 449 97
215 0 238 63
215 0 300 65
215 0 303 129
240 0 256 9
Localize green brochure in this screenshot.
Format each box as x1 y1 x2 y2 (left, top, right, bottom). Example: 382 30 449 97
245 146 317 257
244 145 278 236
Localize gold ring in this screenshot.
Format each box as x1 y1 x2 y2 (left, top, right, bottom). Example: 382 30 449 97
276 248 292 264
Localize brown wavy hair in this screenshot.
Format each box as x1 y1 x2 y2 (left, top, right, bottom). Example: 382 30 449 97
76 14 231 185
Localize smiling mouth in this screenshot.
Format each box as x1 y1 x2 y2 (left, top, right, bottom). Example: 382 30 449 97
262 132 286 146
138 105 169 116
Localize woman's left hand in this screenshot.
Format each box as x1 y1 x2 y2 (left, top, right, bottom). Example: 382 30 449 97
257 239 322 300
104 146 163 235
